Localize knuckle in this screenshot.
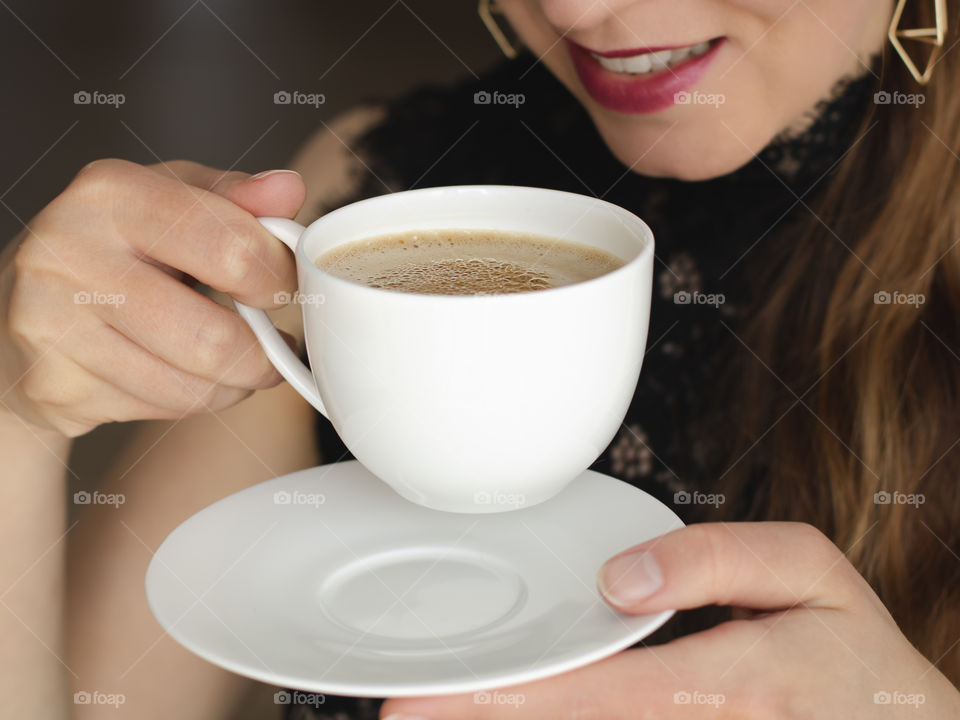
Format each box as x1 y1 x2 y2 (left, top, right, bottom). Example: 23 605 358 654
785 522 858 601
68 158 137 200
20 363 87 410
207 170 249 193
157 159 201 178
213 219 265 291
10 239 38 276
788 522 843 564
7 286 60 354
6 311 39 353
10 231 63 281
687 523 735 603
188 315 240 377
6 278 35 344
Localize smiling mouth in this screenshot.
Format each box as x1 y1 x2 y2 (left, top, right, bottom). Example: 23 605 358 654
565 37 726 114
587 39 721 75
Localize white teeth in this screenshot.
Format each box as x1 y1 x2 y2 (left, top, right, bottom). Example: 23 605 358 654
648 50 672 70
590 40 713 75
605 56 625 72
690 41 710 57
620 53 652 74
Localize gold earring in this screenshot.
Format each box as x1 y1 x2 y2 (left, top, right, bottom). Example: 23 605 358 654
888 0 948 84
478 0 521 59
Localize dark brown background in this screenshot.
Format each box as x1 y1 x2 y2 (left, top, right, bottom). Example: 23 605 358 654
0 0 500 485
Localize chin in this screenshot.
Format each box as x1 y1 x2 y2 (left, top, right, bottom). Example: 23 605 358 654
590 113 768 182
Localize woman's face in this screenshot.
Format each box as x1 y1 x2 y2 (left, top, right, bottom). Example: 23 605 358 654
497 0 892 180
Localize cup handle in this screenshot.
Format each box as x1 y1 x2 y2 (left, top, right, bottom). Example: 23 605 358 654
232 217 329 418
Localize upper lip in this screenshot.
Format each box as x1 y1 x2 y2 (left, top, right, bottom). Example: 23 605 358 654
569 38 717 59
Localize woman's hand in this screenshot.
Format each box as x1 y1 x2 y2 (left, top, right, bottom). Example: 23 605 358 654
0 159 305 436
382 522 960 719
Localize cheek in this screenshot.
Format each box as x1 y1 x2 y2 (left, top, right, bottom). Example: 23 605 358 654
730 0 888 62
495 0 562 53
734 1 884 117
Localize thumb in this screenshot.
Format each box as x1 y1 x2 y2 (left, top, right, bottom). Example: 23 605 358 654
212 168 307 218
597 521 860 615
150 161 306 218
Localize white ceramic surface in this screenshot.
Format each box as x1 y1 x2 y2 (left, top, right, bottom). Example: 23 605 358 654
145 461 683 697
234 186 655 513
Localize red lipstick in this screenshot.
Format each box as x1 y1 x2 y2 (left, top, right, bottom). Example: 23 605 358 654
566 38 725 115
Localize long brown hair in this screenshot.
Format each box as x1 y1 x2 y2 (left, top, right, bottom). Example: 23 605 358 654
713 0 960 685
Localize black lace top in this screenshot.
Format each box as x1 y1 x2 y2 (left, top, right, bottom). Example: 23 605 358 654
292 52 875 720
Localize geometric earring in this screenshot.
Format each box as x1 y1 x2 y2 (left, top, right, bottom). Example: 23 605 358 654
888 0 947 84
478 0 521 60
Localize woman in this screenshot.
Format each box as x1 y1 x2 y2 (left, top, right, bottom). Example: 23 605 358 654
1 0 958 718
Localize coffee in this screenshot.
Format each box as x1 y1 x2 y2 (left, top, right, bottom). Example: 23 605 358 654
314 228 626 295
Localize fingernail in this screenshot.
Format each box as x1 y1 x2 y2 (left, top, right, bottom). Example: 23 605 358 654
249 169 301 181
598 549 663 605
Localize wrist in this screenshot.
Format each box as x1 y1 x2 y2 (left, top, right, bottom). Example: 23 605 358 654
0 404 72 457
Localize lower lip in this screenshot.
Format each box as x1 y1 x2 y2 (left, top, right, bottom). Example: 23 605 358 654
566 39 725 114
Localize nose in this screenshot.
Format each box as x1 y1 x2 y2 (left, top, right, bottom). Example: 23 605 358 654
537 0 641 34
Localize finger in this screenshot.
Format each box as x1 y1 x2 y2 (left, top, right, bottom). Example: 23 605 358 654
68 318 258 412
18 352 223 437
149 161 306 218
81 380 244 427
381 648 689 720
101 260 283 389
69 160 298 307
597 522 862 615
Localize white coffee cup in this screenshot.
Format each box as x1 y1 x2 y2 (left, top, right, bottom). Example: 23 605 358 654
234 185 654 513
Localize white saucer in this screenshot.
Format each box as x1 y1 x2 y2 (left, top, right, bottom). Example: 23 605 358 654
146 461 683 697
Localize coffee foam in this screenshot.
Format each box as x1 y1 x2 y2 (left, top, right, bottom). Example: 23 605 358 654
315 229 625 295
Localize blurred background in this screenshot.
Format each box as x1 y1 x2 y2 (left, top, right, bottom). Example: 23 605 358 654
0 0 500 490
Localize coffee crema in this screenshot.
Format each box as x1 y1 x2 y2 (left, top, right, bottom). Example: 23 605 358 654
314 228 626 295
